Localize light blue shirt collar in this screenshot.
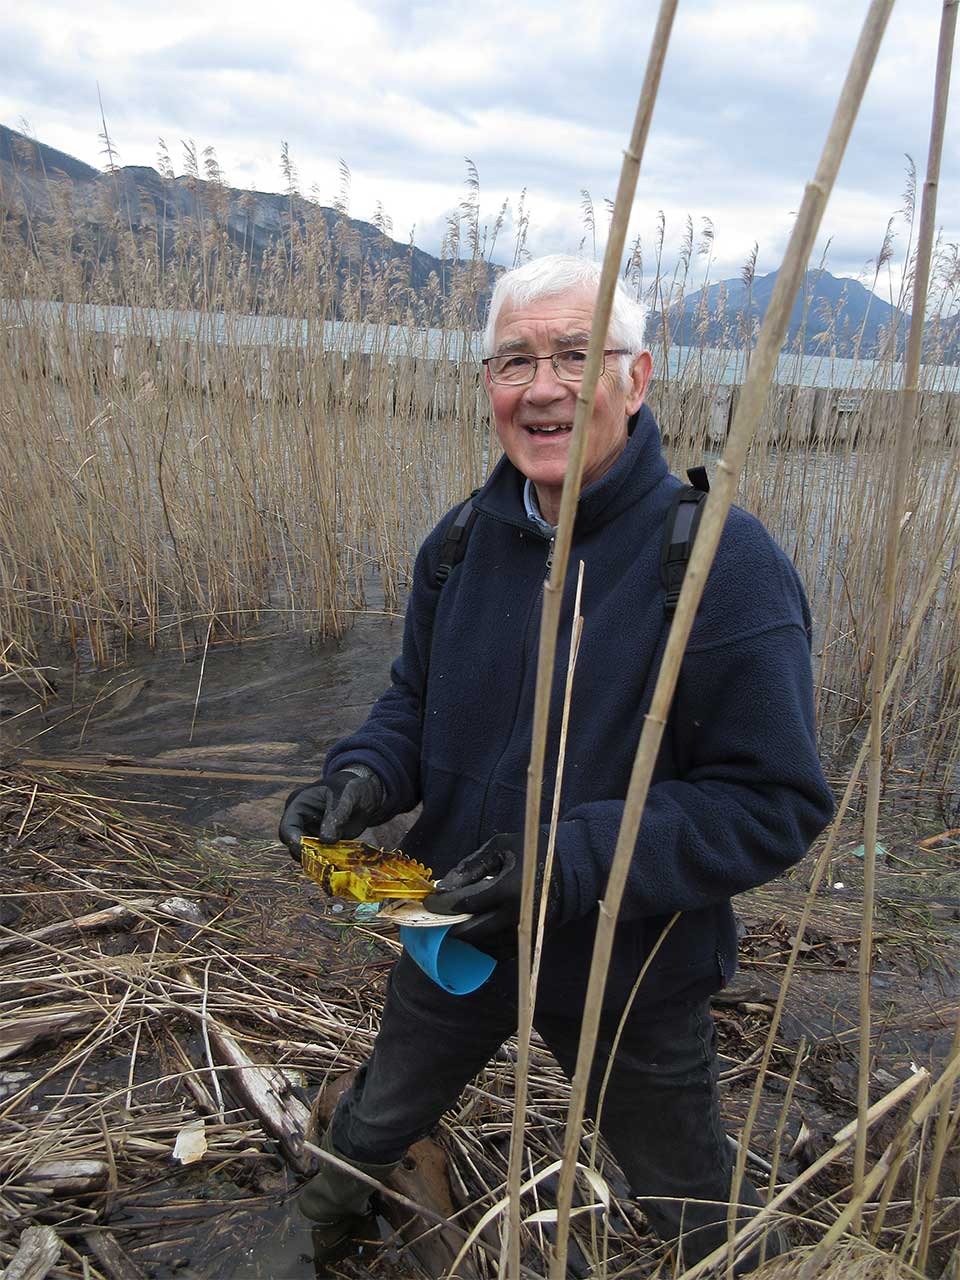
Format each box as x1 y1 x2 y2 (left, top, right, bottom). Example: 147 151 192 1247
523 478 556 535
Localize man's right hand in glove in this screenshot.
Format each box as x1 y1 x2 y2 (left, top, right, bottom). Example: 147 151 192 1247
278 766 385 860
424 830 562 959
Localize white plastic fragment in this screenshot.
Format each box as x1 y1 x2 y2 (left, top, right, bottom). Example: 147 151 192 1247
173 1119 207 1165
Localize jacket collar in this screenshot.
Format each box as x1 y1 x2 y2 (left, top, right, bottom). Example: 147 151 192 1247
473 404 669 535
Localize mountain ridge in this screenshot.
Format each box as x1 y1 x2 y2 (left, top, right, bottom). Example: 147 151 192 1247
0 123 495 320
2 123 957 360
655 265 958 363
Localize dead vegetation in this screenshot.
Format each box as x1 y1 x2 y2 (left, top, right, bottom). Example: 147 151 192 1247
0 769 957 1280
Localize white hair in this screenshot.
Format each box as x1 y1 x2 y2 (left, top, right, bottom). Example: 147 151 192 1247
482 256 648 379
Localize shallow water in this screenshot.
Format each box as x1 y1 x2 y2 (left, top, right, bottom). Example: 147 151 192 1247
8 297 960 391
8 614 409 842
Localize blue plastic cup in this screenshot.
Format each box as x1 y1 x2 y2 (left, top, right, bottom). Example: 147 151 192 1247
399 923 496 995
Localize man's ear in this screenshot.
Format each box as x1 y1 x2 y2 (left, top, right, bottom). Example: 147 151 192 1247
626 351 653 414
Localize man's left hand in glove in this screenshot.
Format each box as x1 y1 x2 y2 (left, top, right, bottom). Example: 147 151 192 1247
279 765 385 860
424 830 563 959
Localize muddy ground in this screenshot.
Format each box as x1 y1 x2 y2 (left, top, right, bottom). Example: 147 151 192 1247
2 623 959 1279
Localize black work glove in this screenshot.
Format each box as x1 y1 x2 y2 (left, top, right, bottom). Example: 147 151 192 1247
424 830 563 959
278 766 385 860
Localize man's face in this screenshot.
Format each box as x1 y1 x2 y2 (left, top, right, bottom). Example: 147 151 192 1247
484 286 652 522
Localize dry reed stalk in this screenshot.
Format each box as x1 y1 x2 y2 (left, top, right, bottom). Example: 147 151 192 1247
504 6 680 1273
587 911 679 1161
528 561 585 997
867 1073 932 1248
799 1036 960 1280
1 244 493 660
908 1015 960 1271
854 0 958 1220
765 1036 807 1241
550 5 895 1276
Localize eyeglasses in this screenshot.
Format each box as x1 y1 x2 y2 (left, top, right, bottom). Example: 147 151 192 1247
482 348 630 386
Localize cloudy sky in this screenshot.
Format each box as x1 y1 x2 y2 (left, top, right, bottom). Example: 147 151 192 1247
3 0 957 296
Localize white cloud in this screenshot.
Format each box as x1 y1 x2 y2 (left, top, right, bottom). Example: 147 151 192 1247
1 0 957 293
680 2 822 66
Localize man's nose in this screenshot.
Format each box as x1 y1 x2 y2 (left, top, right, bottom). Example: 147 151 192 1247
522 359 569 400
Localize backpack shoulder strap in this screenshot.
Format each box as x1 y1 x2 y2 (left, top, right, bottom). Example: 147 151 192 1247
434 493 480 588
421 493 480 729
660 467 710 617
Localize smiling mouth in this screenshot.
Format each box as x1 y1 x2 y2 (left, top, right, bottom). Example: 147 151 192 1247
524 424 572 436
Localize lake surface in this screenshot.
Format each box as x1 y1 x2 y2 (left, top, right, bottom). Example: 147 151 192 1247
5 297 959 391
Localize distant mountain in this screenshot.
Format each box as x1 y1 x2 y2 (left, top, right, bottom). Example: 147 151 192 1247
0 123 495 318
653 268 907 359
651 268 960 363
3 125 957 361
0 125 100 183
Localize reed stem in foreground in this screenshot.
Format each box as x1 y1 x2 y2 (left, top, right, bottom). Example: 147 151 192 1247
503 4 679 1273
547 3 895 1275
854 0 957 1220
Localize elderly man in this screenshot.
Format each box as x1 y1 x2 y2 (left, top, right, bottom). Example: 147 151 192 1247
279 255 834 1267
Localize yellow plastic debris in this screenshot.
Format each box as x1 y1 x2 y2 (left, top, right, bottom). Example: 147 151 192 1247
299 838 434 902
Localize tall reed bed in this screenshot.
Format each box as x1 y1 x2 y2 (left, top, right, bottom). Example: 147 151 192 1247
0 137 958 805
0 301 491 657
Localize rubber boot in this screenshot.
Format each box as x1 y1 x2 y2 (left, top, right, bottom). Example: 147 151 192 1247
299 1126 399 1260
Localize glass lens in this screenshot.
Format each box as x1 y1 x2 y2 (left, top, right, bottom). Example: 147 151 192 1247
488 354 536 384
553 350 589 380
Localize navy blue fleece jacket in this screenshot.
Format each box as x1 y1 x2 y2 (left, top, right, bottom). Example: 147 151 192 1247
326 405 835 1013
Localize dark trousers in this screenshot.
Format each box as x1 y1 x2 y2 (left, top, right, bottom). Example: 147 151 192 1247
330 953 775 1267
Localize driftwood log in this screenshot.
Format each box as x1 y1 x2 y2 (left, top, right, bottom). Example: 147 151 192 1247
1 1226 61 1280
81 1229 149 1280
0 1007 99 1063
171 968 312 1175
22 1159 110 1196
0 899 156 958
